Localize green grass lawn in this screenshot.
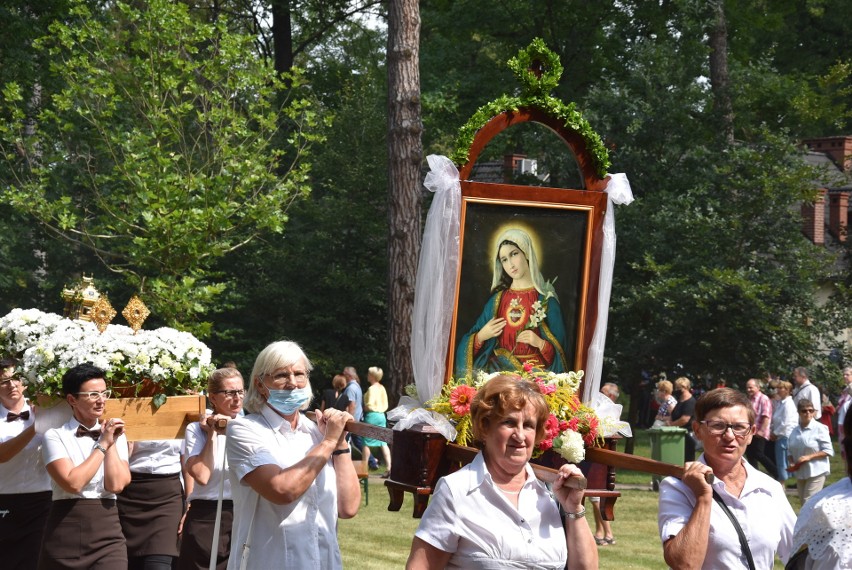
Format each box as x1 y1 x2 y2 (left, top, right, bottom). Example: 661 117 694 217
338 430 848 569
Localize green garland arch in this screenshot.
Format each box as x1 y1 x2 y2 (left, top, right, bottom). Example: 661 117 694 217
450 38 611 178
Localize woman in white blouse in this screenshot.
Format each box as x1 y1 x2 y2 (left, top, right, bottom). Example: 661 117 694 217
178 367 245 570
406 375 597 570
39 363 130 570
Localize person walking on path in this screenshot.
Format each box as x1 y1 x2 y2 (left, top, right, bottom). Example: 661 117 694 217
745 378 777 477
787 398 833 505
591 382 620 547
771 380 798 482
838 367 852 452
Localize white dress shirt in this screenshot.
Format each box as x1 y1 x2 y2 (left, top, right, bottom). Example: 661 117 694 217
793 381 822 420
0 401 51 493
226 407 341 570
128 439 182 474
415 452 567 570
771 396 798 439
42 417 130 500
659 455 795 569
183 421 231 501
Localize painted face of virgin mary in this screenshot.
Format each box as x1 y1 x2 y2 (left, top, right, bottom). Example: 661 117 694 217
498 243 529 283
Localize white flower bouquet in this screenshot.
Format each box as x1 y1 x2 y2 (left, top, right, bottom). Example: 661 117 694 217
0 308 213 404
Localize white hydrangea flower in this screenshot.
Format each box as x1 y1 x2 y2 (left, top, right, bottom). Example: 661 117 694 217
553 429 585 464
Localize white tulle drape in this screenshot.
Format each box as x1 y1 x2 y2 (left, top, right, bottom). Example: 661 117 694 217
389 155 631 435
582 173 633 401
388 155 461 439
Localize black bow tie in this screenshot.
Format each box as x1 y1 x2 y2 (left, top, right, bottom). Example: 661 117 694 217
6 410 30 422
75 425 102 440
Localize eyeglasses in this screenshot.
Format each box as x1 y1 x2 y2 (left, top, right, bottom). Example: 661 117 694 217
798 409 815 414
700 420 753 437
0 376 23 386
213 389 245 399
75 390 112 401
267 370 308 387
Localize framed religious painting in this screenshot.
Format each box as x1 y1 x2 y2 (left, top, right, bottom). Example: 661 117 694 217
446 182 608 383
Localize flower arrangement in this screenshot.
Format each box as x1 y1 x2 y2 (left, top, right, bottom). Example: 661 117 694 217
424 363 601 463
0 308 214 404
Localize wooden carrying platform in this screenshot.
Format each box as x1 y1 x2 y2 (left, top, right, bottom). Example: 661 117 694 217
105 395 205 441
36 395 205 441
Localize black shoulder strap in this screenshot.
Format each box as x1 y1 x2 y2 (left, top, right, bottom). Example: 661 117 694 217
712 489 756 570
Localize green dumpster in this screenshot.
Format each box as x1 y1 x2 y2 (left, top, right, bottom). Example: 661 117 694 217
647 426 686 490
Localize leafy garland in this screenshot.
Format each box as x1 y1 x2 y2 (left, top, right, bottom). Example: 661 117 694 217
450 38 611 178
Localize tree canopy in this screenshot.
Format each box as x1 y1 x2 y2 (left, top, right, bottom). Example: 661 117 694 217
0 0 322 335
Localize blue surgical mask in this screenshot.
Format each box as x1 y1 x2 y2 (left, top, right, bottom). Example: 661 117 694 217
266 386 312 416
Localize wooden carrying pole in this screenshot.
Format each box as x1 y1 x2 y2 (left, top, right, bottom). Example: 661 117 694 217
306 412 707 486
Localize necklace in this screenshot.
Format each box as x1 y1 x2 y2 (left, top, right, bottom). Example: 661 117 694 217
496 485 522 495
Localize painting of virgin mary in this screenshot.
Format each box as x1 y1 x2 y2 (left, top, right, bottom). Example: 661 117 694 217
454 227 570 376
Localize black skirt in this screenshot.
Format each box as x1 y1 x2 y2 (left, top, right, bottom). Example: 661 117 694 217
117 472 184 557
177 499 233 570
37 499 127 570
0 491 52 570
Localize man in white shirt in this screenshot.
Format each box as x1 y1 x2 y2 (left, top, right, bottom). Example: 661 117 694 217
791 367 821 420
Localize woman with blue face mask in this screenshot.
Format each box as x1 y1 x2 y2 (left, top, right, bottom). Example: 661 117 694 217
225 341 361 570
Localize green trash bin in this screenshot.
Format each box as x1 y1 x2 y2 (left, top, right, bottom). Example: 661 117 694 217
647 426 686 490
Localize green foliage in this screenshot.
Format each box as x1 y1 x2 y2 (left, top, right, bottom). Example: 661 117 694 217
450 39 610 177
0 0 322 335
203 18 389 380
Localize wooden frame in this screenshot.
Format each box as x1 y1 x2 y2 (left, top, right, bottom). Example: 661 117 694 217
447 107 609 394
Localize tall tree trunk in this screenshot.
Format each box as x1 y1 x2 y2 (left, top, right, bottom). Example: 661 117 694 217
271 0 293 74
386 0 422 406
708 0 734 144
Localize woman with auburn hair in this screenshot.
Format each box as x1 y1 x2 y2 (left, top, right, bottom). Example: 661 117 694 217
407 375 597 569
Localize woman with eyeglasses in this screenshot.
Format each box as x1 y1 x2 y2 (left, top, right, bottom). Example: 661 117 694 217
658 388 795 569
38 362 131 569
0 357 52 570
789 406 852 569
225 341 361 570
787 398 834 505
178 367 245 570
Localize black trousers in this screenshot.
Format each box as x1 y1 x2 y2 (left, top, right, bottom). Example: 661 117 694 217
746 435 777 476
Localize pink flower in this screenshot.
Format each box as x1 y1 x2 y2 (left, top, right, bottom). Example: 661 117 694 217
567 417 580 432
523 362 534 373
538 438 553 451
449 385 477 416
535 379 557 395
544 414 560 439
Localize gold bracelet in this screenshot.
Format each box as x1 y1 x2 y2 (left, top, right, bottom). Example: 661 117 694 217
563 506 586 520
